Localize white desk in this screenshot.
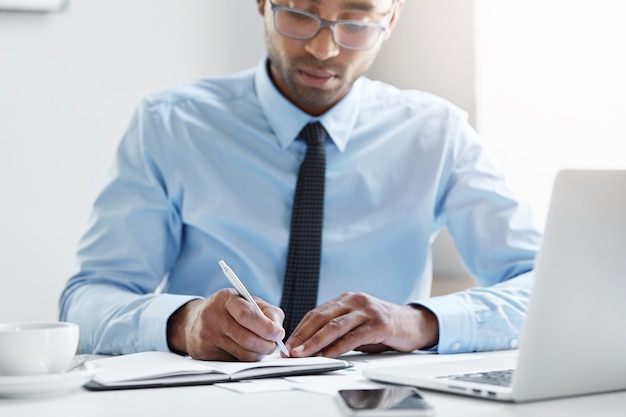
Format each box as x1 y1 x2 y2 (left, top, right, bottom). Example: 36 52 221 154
2 351 625 417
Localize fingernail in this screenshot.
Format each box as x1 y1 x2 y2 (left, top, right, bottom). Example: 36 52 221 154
292 345 305 354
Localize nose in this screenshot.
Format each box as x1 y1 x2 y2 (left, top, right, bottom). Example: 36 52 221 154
304 26 341 61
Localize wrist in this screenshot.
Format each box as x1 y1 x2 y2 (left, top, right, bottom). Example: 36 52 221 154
410 304 440 350
167 299 201 354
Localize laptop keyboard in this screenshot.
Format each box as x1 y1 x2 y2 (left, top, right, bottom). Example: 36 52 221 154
439 369 515 387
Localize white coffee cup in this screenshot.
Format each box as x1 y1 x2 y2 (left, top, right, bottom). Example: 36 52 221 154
0 321 79 376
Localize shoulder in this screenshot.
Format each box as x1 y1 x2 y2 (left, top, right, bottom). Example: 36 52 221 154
140 67 257 113
358 77 469 124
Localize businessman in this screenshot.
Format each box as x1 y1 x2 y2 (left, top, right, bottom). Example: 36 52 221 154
60 0 541 361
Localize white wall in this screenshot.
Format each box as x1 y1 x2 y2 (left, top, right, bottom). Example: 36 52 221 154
0 1 265 322
0 1 475 323
475 0 626 225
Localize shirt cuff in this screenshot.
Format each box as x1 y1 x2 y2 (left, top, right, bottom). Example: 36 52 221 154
139 294 202 352
413 295 475 354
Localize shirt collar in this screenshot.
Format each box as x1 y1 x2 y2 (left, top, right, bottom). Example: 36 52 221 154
255 57 360 152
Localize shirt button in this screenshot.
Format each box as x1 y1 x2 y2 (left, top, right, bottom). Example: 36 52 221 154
452 342 461 351
510 338 519 349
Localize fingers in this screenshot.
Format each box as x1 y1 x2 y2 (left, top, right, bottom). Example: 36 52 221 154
228 295 282 338
290 313 385 358
286 292 388 358
285 293 438 358
254 297 286 339
183 289 285 361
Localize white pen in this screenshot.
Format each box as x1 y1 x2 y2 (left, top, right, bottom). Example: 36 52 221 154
218 260 290 357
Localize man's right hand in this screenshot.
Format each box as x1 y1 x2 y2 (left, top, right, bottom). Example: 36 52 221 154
166 288 286 361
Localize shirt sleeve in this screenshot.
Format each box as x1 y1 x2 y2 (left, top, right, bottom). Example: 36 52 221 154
416 117 541 354
417 271 534 353
59 101 194 354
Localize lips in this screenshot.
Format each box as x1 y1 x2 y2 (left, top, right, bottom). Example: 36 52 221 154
298 68 337 89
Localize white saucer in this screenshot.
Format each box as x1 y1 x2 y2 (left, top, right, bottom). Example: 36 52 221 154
0 363 100 398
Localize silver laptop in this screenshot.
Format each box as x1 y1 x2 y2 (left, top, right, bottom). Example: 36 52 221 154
364 170 626 402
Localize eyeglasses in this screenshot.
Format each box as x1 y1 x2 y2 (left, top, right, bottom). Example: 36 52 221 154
269 0 397 51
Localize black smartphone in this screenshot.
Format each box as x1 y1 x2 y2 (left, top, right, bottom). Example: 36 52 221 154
336 386 435 416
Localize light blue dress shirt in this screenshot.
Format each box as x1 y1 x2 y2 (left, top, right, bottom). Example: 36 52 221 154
59 59 541 355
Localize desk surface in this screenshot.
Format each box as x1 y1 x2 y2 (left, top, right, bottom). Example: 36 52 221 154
2 351 625 417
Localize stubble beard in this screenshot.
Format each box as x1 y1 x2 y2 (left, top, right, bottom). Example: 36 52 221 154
266 39 352 113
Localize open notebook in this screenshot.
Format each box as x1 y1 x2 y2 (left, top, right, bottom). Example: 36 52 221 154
364 170 626 402
85 351 350 390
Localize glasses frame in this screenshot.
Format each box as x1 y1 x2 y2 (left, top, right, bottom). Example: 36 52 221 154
269 0 398 51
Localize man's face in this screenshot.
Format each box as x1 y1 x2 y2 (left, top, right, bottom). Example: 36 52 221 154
257 0 402 116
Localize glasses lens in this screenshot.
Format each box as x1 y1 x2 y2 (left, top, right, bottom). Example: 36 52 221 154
273 5 386 50
274 9 320 39
335 23 382 50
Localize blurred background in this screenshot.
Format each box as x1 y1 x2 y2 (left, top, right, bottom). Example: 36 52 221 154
1 0 624 322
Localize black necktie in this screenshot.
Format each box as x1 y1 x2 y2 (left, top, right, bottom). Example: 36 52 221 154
281 122 328 337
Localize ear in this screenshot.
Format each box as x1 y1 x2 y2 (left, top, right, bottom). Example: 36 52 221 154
384 0 405 40
257 0 266 16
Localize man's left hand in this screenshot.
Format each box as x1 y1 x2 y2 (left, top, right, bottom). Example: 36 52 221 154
284 292 439 358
